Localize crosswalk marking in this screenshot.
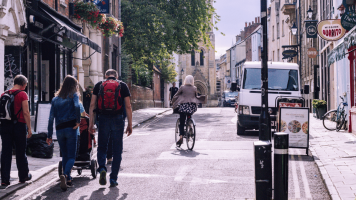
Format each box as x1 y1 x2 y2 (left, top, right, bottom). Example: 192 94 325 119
174 165 194 181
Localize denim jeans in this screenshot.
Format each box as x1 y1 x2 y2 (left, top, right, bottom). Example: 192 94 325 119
0 122 29 183
56 128 77 181
97 114 124 181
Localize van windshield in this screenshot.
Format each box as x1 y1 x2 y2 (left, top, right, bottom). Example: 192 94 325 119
243 68 299 91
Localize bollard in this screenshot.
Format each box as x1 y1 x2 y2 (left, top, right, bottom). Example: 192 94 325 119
274 132 289 200
254 141 272 200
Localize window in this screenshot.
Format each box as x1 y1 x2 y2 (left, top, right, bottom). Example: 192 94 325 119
282 20 284 36
277 22 280 38
191 50 195 66
272 26 275 40
200 50 204 66
277 49 280 61
273 51 275 61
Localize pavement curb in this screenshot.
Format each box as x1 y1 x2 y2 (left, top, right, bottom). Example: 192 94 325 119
309 144 341 200
131 108 171 128
0 164 57 199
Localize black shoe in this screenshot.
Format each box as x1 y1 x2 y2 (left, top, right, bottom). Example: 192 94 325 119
176 138 183 147
67 181 73 188
99 170 107 185
19 174 32 183
1 182 10 187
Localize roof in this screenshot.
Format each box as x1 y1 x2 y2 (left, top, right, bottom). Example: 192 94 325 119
229 25 262 50
242 61 299 70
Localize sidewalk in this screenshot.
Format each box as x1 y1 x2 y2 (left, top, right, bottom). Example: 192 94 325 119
0 107 171 199
309 114 356 200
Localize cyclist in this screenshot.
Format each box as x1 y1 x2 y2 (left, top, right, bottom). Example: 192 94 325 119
171 75 205 147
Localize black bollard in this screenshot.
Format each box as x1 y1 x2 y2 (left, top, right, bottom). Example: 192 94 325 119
254 141 272 199
274 132 289 200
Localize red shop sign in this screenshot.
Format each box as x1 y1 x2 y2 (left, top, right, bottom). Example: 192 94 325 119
317 19 347 41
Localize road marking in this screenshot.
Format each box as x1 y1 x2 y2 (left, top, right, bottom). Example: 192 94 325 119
19 176 59 200
296 149 312 199
174 165 194 181
290 149 301 199
119 173 167 178
231 116 237 124
190 177 227 186
158 150 250 160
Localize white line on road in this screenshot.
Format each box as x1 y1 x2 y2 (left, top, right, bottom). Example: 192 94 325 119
19 176 59 200
231 116 237 124
174 165 194 181
290 149 301 199
296 149 312 199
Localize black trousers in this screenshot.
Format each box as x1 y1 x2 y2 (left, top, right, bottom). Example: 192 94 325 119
179 113 191 136
0 122 29 183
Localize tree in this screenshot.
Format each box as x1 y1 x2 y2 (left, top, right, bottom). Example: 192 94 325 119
121 0 220 82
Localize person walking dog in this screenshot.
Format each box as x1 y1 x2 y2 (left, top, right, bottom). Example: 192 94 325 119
0 75 32 186
47 75 81 191
89 69 133 187
171 75 205 147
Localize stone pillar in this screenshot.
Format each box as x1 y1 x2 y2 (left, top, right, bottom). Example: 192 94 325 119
72 20 85 90
89 28 98 84
96 31 103 81
0 25 9 95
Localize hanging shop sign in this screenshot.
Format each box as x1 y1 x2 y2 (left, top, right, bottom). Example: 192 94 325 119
86 0 110 13
317 20 347 41
341 12 356 31
282 50 298 59
306 20 318 38
307 48 318 59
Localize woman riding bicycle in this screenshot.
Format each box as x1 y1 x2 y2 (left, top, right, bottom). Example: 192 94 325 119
171 75 205 147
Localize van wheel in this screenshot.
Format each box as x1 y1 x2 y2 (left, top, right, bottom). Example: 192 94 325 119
237 123 245 135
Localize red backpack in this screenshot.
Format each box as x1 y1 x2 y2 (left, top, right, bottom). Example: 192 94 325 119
97 79 122 115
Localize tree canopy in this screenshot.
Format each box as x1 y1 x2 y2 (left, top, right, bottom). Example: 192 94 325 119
121 0 220 83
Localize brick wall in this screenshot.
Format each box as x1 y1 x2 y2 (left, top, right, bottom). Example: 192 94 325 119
42 0 69 17
129 85 155 111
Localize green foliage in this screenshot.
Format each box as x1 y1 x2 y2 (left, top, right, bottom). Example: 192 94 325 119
120 47 132 83
312 99 327 109
121 0 220 76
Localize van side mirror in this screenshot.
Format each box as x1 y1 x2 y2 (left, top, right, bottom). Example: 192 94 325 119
304 85 310 95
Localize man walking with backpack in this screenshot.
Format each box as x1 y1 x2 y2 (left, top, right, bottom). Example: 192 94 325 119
89 69 132 187
0 75 32 186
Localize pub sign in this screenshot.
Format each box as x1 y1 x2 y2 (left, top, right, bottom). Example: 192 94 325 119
306 20 318 38
86 0 110 14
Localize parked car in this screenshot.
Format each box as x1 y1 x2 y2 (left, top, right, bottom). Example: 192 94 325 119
222 91 239 107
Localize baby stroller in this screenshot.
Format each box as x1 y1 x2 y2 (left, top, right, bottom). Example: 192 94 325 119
58 116 98 178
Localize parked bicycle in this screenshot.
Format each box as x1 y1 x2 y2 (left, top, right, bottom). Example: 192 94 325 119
322 96 348 131
175 115 196 150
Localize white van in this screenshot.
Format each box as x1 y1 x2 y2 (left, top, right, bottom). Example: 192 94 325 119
237 62 303 135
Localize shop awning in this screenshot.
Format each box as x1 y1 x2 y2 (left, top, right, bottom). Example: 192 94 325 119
41 9 101 53
328 25 356 66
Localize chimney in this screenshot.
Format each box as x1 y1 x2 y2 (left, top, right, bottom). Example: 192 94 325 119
255 17 258 23
252 21 254 24
258 17 260 23
245 22 247 27
249 22 251 26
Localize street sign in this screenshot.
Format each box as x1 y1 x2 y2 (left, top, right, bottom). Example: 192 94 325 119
341 11 356 31
306 20 318 38
282 50 297 59
317 20 347 41
279 107 310 154
307 48 318 59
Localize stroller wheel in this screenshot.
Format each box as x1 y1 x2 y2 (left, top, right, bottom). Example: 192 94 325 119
91 160 97 179
58 161 63 177
77 169 82 175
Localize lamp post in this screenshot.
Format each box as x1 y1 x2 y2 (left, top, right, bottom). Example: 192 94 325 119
181 69 184 75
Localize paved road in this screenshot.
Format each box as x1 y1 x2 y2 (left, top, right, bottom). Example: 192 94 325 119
5 108 330 199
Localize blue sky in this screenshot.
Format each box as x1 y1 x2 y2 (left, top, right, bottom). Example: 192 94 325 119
214 0 268 59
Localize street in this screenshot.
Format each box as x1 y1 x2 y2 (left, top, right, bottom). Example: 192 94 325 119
4 108 330 200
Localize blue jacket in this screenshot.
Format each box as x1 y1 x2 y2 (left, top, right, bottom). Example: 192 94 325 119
48 93 81 138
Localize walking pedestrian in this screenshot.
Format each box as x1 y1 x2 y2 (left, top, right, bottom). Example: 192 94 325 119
89 69 132 187
169 82 178 106
47 75 81 191
171 75 205 147
0 75 32 186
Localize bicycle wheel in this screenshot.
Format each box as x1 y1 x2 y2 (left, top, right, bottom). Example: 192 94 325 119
186 119 196 150
175 118 180 144
323 110 337 131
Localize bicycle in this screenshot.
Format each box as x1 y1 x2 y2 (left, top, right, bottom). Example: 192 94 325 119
322 96 348 131
175 115 196 150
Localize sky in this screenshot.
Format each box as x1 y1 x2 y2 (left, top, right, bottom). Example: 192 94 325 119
214 0 268 59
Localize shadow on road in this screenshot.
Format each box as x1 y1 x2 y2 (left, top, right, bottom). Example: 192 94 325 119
170 149 205 158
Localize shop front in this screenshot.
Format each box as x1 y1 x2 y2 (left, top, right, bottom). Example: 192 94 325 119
25 1 101 115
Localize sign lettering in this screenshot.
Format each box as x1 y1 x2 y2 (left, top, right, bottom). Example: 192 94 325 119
317 20 347 41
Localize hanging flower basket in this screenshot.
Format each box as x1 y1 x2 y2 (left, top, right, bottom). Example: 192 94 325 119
99 17 124 37
73 1 105 28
